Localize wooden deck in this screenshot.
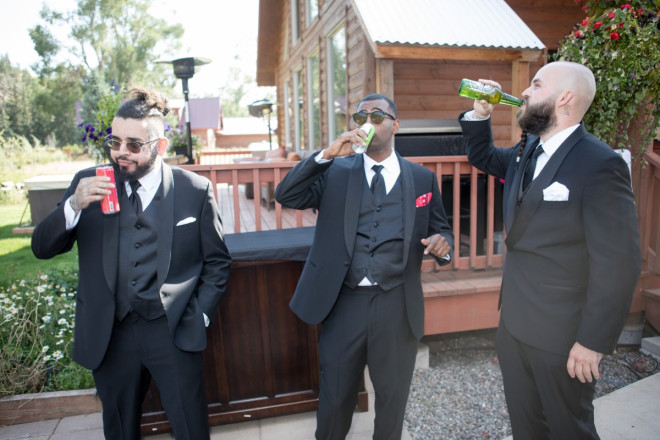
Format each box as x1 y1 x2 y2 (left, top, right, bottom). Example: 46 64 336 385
216 182 317 234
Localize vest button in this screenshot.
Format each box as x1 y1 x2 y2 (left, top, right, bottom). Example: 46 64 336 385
136 224 142 229
133 261 139 267
130 280 136 286
369 252 374 257
134 243 141 248
376 207 382 212
373 221 378 227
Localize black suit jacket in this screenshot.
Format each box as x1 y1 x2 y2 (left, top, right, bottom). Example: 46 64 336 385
32 163 232 370
275 151 454 340
459 113 641 355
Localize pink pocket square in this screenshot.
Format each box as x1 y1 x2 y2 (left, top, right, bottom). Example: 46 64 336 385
416 192 432 208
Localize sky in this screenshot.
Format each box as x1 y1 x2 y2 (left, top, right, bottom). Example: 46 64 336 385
0 0 265 99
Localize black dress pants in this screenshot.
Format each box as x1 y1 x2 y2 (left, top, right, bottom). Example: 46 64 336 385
92 312 209 440
496 322 599 440
315 284 418 440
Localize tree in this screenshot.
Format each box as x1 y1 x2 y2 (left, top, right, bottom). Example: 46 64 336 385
0 56 37 140
31 0 184 89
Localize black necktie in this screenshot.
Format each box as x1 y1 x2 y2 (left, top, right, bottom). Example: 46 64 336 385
370 165 385 200
523 144 544 190
129 180 142 215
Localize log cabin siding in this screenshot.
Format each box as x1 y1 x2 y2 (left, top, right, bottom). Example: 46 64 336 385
262 0 583 152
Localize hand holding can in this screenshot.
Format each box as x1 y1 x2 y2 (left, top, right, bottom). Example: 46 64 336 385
352 123 375 154
96 166 120 214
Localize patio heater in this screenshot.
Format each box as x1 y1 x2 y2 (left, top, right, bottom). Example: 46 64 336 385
157 56 211 164
248 99 274 150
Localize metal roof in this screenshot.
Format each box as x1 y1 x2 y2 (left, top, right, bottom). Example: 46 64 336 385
352 0 545 50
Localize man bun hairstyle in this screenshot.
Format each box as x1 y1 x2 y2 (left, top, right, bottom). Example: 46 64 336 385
116 87 170 120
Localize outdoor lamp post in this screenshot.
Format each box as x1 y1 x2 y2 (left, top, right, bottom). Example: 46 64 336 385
156 56 211 164
248 99 274 150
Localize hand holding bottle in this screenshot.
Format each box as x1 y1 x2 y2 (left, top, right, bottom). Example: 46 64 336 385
471 79 500 119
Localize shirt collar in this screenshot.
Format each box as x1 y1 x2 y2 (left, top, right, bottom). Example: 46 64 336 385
540 124 580 158
363 150 400 176
125 157 163 193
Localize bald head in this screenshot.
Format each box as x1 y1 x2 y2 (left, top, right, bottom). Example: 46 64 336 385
539 61 596 121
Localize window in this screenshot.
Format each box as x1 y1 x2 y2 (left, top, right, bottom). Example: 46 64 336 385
293 69 304 151
327 25 347 141
283 81 292 149
306 0 319 27
307 52 320 150
291 0 299 44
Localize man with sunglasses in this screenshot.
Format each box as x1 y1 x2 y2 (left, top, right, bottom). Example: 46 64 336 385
32 88 232 440
276 94 453 439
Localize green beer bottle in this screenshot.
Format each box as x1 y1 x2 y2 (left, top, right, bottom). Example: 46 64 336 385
458 79 524 107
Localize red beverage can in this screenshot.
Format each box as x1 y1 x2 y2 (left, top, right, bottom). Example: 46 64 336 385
96 166 120 214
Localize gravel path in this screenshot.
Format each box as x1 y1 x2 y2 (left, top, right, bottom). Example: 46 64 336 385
404 327 660 440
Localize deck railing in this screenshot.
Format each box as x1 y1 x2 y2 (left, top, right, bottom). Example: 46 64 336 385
182 155 505 271
639 150 660 275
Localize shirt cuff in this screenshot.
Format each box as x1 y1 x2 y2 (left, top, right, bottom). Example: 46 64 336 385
64 197 81 230
315 150 332 163
461 110 491 121
203 313 210 327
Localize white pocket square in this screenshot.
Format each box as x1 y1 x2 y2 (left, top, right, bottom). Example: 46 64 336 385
176 217 196 226
543 182 570 201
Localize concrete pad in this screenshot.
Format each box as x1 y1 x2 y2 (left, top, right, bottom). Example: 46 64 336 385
260 411 317 439
49 428 105 440
500 372 660 440
52 413 102 434
640 336 660 359
210 420 260 440
0 418 58 439
594 372 660 439
415 343 430 370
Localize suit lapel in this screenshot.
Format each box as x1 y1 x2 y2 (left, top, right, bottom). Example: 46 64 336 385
504 137 539 232
399 155 414 267
505 125 587 247
344 155 363 256
157 163 174 288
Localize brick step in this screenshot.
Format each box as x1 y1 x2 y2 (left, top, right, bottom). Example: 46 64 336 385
643 288 660 300
422 269 502 298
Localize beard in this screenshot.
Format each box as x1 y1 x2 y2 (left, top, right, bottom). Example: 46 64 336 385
516 97 556 136
111 145 159 183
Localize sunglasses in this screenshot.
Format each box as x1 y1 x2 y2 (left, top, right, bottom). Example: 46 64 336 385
352 110 396 125
104 136 160 154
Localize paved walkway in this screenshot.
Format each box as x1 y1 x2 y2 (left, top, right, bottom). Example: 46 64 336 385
0 369 412 440
2 371 659 439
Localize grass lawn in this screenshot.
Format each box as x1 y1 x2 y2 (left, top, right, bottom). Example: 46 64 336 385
0 202 78 286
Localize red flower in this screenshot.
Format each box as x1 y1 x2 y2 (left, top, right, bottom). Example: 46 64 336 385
621 4 632 10
573 30 585 38
610 32 620 40
608 11 616 19
594 21 603 29
619 22 624 28
581 19 589 26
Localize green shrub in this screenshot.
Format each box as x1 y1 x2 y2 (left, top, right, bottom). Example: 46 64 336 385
0 269 93 397
0 134 67 183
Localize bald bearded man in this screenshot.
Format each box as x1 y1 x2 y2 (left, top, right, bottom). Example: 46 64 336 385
458 61 641 439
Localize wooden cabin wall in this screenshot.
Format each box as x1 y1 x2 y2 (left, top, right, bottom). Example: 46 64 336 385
269 0 585 152
507 0 585 52
393 59 521 147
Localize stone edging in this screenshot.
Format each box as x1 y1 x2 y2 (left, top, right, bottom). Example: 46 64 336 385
0 388 101 426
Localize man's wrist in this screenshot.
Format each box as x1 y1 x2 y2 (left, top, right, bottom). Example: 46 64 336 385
462 110 491 121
